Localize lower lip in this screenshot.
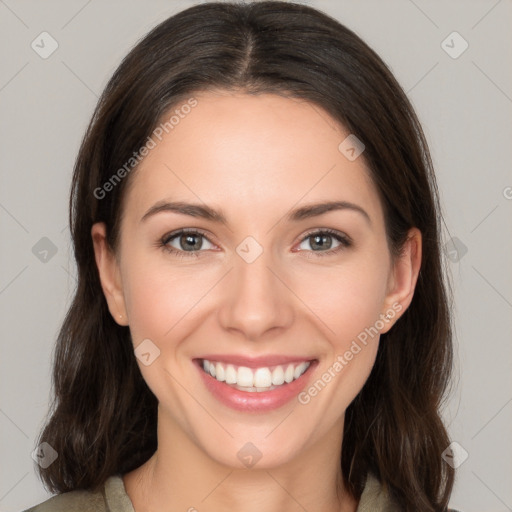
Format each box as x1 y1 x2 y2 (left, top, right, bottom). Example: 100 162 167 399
195 360 317 412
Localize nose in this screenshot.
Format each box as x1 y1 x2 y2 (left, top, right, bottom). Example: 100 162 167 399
217 248 295 341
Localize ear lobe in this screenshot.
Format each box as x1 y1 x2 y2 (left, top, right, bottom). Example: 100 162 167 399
380 227 422 334
91 222 128 326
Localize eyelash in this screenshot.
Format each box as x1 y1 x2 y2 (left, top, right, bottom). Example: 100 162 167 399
299 228 352 259
158 228 352 259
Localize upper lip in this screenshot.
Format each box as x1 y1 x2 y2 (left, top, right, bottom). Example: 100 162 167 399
196 354 316 368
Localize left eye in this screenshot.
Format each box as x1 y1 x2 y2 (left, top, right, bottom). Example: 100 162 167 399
297 230 349 252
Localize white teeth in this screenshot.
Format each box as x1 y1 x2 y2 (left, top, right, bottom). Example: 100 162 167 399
201 359 311 390
254 367 272 388
233 384 278 393
237 366 254 387
225 364 237 384
284 364 295 383
294 362 308 379
215 362 225 382
271 366 285 385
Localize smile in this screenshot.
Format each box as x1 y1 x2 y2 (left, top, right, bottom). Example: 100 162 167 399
194 356 317 412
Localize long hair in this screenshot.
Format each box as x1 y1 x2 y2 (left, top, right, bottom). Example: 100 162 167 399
35 2 455 510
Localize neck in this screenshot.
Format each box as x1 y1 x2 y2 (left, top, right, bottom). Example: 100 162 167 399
123 407 358 512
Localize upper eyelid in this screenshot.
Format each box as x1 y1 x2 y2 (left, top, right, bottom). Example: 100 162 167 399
300 227 351 241
162 227 215 241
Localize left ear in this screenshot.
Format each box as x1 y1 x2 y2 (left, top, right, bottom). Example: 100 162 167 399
380 227 422 334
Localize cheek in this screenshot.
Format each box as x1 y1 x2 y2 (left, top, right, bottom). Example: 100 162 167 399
293 253 391 346
120 255 212 407
294 258 387 423
121 252 216 345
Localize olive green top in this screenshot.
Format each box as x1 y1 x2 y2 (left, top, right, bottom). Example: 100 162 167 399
23 472 397 511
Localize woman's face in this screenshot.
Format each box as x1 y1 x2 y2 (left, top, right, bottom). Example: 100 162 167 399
93 91 419 469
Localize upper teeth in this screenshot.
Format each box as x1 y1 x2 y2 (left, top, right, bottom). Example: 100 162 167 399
202 359 311 388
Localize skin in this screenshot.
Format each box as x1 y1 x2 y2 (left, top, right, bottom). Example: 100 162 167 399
92 91 421 512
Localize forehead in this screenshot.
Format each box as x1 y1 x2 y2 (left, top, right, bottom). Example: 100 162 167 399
123 92 382 225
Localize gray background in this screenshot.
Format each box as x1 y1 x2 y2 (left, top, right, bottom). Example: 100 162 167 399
1 1 511 511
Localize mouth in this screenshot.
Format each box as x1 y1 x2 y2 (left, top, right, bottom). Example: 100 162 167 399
193 356 318 412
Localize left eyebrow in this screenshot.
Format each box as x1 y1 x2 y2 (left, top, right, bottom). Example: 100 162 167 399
287 200 371 226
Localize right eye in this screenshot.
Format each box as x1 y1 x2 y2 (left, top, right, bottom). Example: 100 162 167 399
160 229 216 257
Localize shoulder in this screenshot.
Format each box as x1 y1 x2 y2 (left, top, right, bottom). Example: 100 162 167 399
357 472 397 511
21 474 134 512
357 472 463 512
21 487 106 512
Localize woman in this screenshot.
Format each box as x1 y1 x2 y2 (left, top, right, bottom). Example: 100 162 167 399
24 1 457 511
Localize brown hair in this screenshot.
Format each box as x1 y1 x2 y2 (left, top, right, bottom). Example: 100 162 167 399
35 2 455 510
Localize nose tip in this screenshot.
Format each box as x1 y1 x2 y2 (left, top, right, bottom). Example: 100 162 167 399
217 253 294 341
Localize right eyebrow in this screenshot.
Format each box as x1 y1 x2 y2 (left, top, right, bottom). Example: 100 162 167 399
140 200 228 225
